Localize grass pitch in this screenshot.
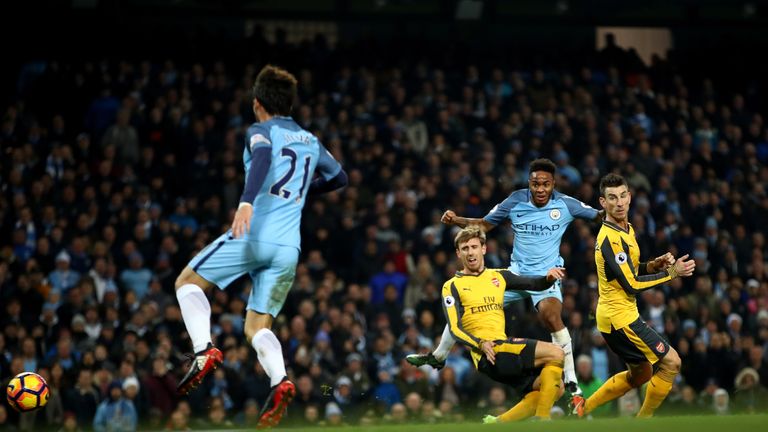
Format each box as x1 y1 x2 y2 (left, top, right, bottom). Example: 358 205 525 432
276 414 767 432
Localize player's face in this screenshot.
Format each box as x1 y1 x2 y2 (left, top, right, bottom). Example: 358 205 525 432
456 237 486 274
600 185 631 223
529 171 555 207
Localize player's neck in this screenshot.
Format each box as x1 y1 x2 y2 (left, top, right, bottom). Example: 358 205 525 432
257 112 275 123
462 265 485 276
606 215 629 230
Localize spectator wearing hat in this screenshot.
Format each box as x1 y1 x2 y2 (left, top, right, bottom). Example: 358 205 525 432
324 402 345 427
122 376 149 422
93 380 137 432
333 375 360 419
342 353 371 398
711 388 730 415
732 367 768 413
49 251 81 293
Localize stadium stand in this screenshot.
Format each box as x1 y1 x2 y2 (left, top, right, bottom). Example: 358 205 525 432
2 13 768 430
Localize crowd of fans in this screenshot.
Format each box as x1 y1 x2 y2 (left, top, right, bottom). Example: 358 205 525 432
1 31 768 430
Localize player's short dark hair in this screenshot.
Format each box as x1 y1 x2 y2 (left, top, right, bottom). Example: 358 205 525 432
252 65 297 116
599 173 629 197
529 158 556 175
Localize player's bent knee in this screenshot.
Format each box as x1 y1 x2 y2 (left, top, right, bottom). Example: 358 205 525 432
175 266 211 291
627 362 653 387
536 341 565 365
661 348 681 372
175 268 192 290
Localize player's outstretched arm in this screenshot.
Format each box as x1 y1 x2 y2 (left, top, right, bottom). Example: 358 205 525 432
498 268 564 292
441 209 496 232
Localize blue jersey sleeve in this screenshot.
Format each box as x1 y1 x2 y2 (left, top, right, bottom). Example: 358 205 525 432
483 190 525 226
315 144 342 180
562 194 599 220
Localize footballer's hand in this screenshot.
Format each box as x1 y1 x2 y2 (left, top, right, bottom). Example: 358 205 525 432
546 267 566 283
441 210 457 225
232 203 253 238
650 252 675 272
671 254 696 278
480 340 497 365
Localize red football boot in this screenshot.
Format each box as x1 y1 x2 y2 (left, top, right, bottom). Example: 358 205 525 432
176 343 223 395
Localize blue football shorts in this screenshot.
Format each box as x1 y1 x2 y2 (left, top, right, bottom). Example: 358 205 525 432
188 232 299 317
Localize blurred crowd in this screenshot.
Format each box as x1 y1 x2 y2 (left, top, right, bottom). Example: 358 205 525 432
2 32 768 430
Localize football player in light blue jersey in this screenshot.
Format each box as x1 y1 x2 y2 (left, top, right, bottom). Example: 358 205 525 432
173 65 347 429
408 158 602 409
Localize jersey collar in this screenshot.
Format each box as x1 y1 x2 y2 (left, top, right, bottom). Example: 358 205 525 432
602 220 631 234
455 267 487 278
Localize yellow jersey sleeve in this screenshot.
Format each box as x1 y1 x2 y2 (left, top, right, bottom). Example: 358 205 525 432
441 280 481 350
598 235 673 294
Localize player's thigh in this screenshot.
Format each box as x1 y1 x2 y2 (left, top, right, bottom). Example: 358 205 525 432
603 318 670 365
248 244 299 318
529 279 563 311
187 233 257 289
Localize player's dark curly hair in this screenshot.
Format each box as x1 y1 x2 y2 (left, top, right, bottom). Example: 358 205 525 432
252 65 297 116
599 173 629 197
529 158 556 175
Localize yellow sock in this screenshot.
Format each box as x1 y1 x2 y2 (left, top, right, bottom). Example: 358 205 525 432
637 368 675 418
498 391 540 422
535 363 563 418
585 370 633 414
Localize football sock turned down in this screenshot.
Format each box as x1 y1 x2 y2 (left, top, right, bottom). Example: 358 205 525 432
252 328 287 387
433 324 455 362
176 284 212 353
585 370 633 413
499 390 540 422
536 362 564 418
551 328 578 388
637 368 676 417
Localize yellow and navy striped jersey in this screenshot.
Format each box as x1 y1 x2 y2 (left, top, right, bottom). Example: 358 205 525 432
441 268 551 364
594 221 673 332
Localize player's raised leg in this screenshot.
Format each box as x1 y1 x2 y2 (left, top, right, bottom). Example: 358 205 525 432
406 324 451 369
175 265 222 395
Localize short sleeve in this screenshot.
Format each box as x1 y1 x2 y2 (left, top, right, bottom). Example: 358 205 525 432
562 194 599 220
